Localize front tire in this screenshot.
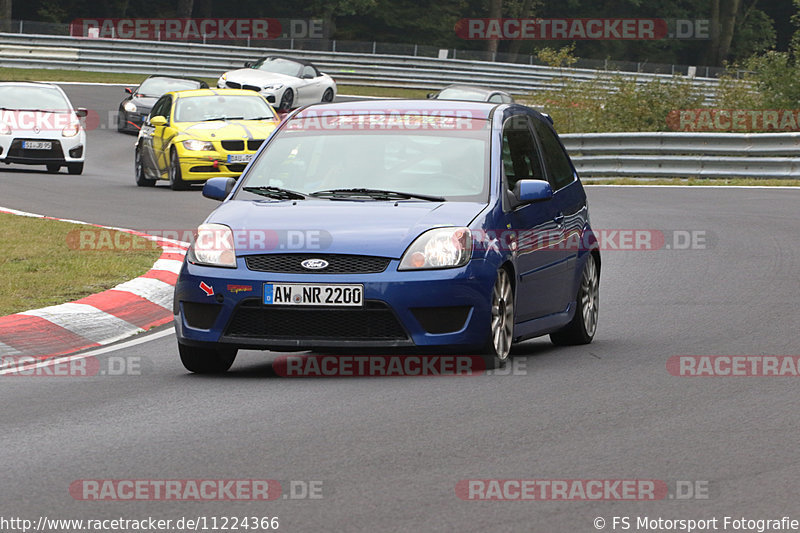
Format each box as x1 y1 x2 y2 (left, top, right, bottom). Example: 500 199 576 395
135 149 155 187
322 88 334 102
485 268 514 362
169 149 189 190
179 342 237 374
46 164 60 173
67 162 83 175
550 253 599 346
279 89 294 111
117 109 127 132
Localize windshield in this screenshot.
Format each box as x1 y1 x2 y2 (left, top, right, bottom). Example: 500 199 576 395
174 94 276 122
436 87 490 101
238 114 490 202
0 85 70 111
138 77 201 97
253 57 303 77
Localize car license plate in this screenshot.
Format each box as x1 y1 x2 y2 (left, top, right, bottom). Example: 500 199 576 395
22 141 52 150
264 283 363 307
227 154 252 163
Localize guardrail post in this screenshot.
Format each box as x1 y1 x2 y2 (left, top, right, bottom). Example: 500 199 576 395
372 41 376 54
290 38 294 49
18 20 22 33
332 40 336 52
413 44 417 56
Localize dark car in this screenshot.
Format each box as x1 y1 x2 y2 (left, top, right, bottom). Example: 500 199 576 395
117 75 208 133
174 99 600 373
428 84 515 104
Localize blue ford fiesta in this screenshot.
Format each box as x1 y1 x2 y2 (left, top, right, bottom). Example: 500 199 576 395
174 100 600 373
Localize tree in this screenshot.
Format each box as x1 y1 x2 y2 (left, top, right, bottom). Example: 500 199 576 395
177 0 193 18
0 0 12 32
708 0 743 65
486 0 502 55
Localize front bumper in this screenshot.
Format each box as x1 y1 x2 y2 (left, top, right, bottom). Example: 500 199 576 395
0 135 85 165
175 149 255 182
174 257 496 351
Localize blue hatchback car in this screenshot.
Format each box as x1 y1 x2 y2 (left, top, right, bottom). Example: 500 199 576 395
174 100 600 373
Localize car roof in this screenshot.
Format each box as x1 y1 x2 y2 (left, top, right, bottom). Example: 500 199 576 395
0 81 62 89
166 88 267 99
256 55 315 67
294 99 498 120
143 74 207 84
439 84 510 95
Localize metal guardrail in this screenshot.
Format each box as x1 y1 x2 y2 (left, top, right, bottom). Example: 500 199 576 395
561 132 800 178
0 33 721 102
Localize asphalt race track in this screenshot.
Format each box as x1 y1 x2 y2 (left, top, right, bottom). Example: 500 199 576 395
1 84 799 532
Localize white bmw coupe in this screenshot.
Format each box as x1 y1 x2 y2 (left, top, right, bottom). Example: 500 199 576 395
217 56 337 111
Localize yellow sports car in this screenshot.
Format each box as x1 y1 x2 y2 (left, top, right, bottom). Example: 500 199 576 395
134 88 281 190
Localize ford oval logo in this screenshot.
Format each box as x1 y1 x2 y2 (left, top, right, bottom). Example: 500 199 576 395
301 259 329 270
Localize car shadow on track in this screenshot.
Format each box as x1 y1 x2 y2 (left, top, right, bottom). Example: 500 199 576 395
182 339 576 380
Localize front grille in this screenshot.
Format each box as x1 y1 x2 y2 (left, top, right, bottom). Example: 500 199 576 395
190 165 219 173
226 163 247 172
221 140 245 151
8 139 63 160
225 300 408 340
248 139 264 150
225 81 242 89
243 84 261 92
245 254 391 274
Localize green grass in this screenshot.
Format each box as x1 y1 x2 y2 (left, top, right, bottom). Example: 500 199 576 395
583 178 800 186
0 67 430 98
0 213 163 317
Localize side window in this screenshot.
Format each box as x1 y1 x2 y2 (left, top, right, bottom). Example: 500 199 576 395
150 95 171 121
501 116 544 193
302 66 316 79
501 94 514 104
532 119 575 191
488 93 503 103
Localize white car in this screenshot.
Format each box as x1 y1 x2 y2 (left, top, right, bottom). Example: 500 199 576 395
0 82 87 174
217 56 336 111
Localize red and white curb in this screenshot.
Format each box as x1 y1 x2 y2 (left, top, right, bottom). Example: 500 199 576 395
0 207 188 361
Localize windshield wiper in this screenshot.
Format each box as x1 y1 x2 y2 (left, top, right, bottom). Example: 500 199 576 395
242 186 307 200
310 188 445 202
205 116 244 121
246 116 277 120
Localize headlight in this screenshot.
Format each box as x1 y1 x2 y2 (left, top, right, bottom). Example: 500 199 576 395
62 123 81 137
188 223 237 268
0 122 10 135
263 84 283 91
182 139 214 151
399 227 472 270
123 101 137 112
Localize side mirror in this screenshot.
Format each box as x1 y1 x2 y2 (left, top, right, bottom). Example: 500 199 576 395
149 116 167 127
125 87 133 94
244 61 253 68
426 92 436 99
75 108 88 118
541 113 554 125
203 177 237 201
514 180 553 203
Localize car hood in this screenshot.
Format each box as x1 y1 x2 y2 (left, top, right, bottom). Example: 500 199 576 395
207 199 488 257
174 119 279 141
223 69 297 86
130 95 158 110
